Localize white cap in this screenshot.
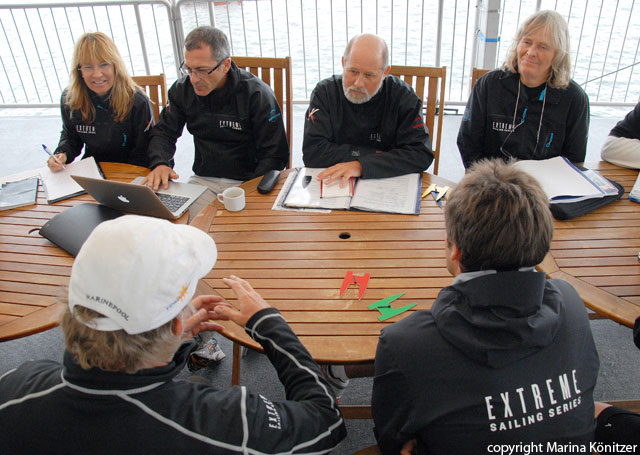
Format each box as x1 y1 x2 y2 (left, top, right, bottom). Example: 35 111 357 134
68 215 217 335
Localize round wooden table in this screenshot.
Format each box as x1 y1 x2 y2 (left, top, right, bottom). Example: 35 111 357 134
0 162 167 341
190 169 456 386
537 161 640 328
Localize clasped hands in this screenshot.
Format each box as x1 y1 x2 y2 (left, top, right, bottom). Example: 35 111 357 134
181 275 270 339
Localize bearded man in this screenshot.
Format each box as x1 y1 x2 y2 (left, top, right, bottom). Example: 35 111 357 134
302 33 433 186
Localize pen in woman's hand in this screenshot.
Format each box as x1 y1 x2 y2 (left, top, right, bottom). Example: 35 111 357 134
42 144 65 169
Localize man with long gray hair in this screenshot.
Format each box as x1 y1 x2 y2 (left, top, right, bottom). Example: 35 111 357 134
0 216 346 453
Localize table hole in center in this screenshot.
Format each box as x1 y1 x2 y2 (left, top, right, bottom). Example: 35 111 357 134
339 232 351 239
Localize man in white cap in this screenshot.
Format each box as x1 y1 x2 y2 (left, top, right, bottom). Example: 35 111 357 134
0 215 346 453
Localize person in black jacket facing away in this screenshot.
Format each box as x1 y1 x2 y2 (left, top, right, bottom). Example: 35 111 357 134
457 10 590 169
372 159 599 454
0 215 346 454
303 33 434 187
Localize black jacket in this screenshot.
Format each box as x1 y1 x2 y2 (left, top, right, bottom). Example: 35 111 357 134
609 101 640 140
55 88 154 167
372 270 599 454
457 69 590 168
148 62 289 180
302 74 434 178
0 308 346 454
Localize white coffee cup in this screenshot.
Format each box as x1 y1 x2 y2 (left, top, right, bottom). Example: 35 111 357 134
217 187 245 212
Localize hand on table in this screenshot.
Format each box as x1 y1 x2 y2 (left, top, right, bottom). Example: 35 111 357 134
142 164 179 191
317 161 363 187
47 152 67 172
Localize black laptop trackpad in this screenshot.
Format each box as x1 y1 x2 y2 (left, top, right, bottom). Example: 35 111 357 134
257 170 281 194
39 203 123 256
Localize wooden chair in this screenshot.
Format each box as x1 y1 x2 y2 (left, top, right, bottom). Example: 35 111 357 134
605 399 640 413
388 65 446 174
232 56 293 168
471 67 490 89
132 73 167 123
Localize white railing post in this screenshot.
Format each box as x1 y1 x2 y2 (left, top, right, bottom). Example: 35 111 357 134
134 4 151 74
475 0 501 70
171 0 185 74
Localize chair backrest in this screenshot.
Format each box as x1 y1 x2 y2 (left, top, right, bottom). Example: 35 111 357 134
471 67 490 89
132 73 167 123
232 56 293 168
388 65 446 174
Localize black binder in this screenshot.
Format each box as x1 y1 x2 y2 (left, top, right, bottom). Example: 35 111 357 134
39 203 123 256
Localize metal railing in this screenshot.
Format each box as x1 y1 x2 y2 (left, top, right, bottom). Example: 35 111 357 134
0 0 176 107
1 0 639 110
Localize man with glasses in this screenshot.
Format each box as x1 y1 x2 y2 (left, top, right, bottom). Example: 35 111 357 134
144 26 289 215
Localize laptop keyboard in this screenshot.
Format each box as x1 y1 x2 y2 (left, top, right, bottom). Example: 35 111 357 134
156 192 189 212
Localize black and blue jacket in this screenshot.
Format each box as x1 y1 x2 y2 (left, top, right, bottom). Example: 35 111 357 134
55 88 154 167
148 62 289 181
0 308 346 454
457 69 590 169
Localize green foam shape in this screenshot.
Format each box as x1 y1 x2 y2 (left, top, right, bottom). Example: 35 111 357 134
367 293 404 310
377 303 416 321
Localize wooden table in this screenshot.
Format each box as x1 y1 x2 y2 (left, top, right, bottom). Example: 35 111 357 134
191 170 455 385
537 161 640 328
0 162 181 341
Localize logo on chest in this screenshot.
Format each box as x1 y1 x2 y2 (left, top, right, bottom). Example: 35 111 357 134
76 125 96 134
219 120 243 131
492 122 516 133
370 132 382 142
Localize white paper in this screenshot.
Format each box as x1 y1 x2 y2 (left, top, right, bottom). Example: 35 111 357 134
513 157 606 203
272 170 331 212
283 168 351 210
0 167 44 185
40 156 104 203
350 173 421 214
281 168 421 214
321 178 354 198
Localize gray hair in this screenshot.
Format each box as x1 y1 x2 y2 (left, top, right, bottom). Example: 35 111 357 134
184 26 230 62
502 9 571 89
343 34 389 71
62 298 196 374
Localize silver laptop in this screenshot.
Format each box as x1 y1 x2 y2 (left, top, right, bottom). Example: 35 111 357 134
71 175 207 220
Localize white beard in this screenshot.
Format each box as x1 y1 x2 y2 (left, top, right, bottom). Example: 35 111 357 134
342 77 384 104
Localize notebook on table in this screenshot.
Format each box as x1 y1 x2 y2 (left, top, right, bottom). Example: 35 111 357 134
39 156 104 203
71 175 207 220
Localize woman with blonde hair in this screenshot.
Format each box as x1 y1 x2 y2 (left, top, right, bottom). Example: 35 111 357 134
457 10 590 168
48 32 154 171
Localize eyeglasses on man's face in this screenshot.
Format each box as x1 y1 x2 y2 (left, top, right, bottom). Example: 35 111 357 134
179 56 229 78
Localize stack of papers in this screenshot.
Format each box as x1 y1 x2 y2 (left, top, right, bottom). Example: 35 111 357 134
280 168 422 214
39 156 104 203
513 157 619 204
0 177 39 210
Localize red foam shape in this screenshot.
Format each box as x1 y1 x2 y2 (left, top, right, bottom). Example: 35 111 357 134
354 273 371 300
340 271 354 296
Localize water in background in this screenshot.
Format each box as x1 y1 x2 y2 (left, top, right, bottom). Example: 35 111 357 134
1 0 638 116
